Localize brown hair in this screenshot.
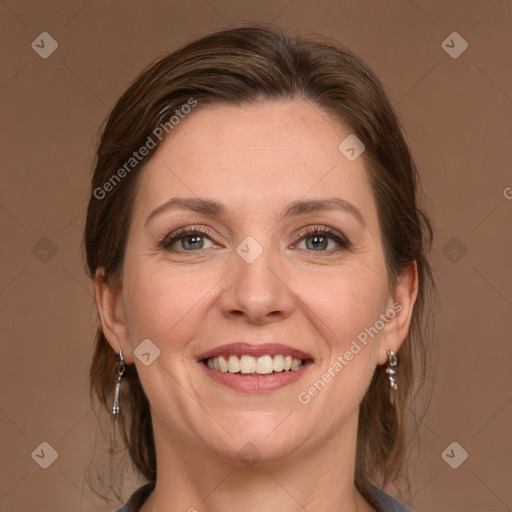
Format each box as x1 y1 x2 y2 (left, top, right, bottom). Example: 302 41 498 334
83 22 438 502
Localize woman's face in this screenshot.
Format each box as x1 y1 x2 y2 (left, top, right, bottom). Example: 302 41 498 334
101 99 413 465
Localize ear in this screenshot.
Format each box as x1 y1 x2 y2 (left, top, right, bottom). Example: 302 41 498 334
95 267 134 365
377 260 419 366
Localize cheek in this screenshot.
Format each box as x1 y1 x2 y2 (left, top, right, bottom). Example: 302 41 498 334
122 258 221 349
296 267 387 409
296 262 388 348
121 243 388 360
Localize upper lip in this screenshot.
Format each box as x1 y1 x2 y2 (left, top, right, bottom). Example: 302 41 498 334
197 342 314 362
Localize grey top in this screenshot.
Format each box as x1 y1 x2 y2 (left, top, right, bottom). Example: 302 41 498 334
114 480 416 512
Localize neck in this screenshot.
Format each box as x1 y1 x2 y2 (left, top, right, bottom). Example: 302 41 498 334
139 411 375 512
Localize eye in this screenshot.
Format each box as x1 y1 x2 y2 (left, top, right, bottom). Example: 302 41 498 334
295 225 351 252
159 224 351 254
160 226 218 252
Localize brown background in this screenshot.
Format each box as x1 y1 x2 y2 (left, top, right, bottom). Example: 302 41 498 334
1 1 511 511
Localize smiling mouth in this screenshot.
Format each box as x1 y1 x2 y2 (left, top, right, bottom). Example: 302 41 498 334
202 354 313 376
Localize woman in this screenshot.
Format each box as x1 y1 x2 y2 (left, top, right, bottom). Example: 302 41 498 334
84 23 437 512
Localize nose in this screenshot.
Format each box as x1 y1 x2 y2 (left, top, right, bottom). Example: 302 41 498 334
218 242 295 325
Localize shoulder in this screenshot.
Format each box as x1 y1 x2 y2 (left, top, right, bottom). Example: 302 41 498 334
113 481 155 512
113 480 415 512
362 482 417 512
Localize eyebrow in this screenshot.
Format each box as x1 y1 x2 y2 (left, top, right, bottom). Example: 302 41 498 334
144 196 366 229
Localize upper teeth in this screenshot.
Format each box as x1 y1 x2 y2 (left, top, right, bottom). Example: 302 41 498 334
206 354 303 374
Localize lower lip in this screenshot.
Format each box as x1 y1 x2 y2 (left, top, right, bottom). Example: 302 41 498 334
200 361 313 393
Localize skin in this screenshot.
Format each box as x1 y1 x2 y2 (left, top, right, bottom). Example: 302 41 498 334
96 99 418 512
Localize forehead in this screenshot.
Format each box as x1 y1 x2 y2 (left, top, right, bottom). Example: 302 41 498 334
133 100 378 228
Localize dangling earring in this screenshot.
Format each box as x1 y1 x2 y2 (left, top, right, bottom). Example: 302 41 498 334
112 349 126 422
385 349 399 405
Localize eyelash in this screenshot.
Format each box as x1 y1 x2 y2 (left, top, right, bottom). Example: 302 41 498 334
159 224 351 254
